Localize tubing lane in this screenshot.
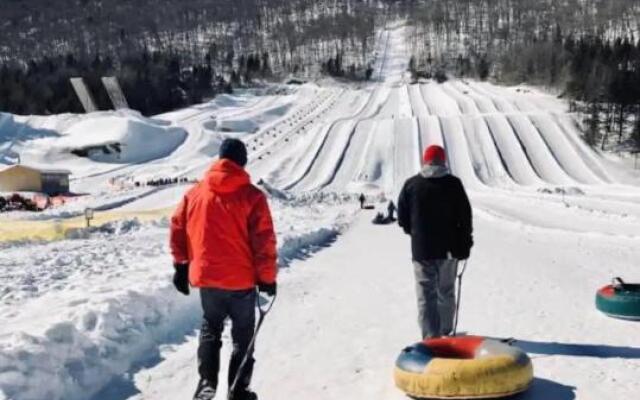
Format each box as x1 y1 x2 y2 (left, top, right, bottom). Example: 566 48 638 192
507 114 575 185
443 82 514 186
552 114 614 183
460 115 515 187
316 87 393 191
393 117 421 194
529 113 603 184
325 119 377 191
440 116 485 190
441 82 481 115
284 86 385 191
483 114 542 186
408 84 430 117
452 81 498 114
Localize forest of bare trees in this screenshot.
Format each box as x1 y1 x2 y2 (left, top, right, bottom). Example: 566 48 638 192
1 0 640 150
402 0 640 150
1 0 387 76
0 0 389 115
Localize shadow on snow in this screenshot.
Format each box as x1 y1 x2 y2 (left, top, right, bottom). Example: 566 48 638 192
515 338 640 360
514 377 576 400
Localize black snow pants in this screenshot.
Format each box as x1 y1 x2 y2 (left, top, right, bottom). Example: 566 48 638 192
198 288 256 391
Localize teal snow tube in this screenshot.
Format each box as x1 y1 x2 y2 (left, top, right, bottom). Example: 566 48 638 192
596 278 640 320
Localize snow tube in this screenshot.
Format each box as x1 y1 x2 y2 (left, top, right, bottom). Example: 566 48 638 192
394 336 533 399
372 213 393 225
596 278 640 320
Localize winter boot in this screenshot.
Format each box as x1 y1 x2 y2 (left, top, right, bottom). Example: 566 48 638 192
230 389 258 400
193 379 217 400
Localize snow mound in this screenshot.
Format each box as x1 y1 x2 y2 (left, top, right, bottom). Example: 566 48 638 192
217 118 259 133
0 284 199 400
278 227 343 267
0 113 62 164
211 94 241 107
214 104 292 134
55 111 186 163
64 218 143 239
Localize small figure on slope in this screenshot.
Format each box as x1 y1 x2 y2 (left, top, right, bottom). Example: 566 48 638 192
170 138 278 400
397 145 473 339
359 193 366 209
387 200 397 221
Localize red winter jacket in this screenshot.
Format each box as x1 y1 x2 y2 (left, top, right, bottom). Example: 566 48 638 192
170 159 277 290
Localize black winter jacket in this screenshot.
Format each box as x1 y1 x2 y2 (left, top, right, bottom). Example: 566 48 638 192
398 171 473 260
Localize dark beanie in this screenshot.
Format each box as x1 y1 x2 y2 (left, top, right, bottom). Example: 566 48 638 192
219 138 248 167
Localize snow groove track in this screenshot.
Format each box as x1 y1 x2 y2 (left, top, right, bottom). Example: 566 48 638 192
408 84 430 117
392 118 421 194
460 115 514 186
507 114 574 184
440 116 484 190
529 115 602 184
275 78 623 194
553 115 614 183
283 86 389 191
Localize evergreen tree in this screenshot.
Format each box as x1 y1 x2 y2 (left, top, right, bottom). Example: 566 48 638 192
584 100 601 147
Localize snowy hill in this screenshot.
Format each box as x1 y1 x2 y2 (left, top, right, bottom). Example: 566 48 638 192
1 26 640 400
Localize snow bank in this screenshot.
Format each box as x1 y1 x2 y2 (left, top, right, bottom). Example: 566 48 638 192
0 113 62 164
0 285 199 400
2 110 187 175
278 227 342 267
0 194 358 400
217 118 260 133
55 111 186 163
64 217 143 239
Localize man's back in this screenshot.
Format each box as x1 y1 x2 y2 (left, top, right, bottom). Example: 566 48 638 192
399 144 473 339
170 159 277 290
169 139 277 400
398 167 472 261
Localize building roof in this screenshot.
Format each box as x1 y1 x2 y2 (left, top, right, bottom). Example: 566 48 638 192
0 164 71 175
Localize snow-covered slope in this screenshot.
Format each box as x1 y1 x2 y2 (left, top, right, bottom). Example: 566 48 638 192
1 24 640 400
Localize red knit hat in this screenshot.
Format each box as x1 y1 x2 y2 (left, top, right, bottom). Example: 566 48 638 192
423 145 446 165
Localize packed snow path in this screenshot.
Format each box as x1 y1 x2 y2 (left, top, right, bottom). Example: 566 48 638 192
129 209 640 400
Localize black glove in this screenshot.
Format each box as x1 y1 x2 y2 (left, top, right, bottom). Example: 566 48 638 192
258 282 277 297
173 263 190 295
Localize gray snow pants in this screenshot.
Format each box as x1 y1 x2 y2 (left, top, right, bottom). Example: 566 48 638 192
198 288 256 391
413 259 458 338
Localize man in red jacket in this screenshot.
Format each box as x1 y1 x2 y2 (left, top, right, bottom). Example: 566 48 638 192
170 138 277 400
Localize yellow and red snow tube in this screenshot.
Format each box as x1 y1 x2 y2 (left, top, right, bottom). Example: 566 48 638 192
394 336 533 399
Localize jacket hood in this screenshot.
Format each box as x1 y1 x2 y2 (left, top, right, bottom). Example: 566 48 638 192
420 164 450 179
206 159 251 193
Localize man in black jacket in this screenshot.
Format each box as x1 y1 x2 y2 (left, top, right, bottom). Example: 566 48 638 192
398 145 473 338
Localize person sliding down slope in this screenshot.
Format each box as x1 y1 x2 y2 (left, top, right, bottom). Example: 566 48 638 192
170 138 278 400
397 145 473 339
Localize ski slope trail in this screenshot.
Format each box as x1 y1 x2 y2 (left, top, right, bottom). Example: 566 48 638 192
272 39 624 196
119 25 640 400
2 21 640 400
